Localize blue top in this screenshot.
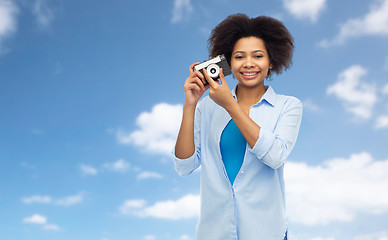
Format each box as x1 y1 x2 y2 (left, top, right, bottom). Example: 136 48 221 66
173 85 303 240
220 119 247 185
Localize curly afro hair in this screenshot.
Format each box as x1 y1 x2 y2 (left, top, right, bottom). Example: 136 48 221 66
208 14 294 79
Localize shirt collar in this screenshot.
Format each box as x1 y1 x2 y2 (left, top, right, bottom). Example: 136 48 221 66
231 85 276 107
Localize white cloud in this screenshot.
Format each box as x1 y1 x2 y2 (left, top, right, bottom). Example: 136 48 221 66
0 0 18 52
116 103 183 156
384 57 388 70
144 235 156 240
199 26 210 36
302 99 320 112
287 232 336 240
286 152 388 225
376 115 388 129
327 65 377 120
54 193 83 206
23 214 61 231
308 238 335 240
383 83 388 94
120 152 388 225
376 84 388 128
80 164 98 176
320 0 388 47
21 161 36 169
283 0 326 22
179 235 193 240
103 159 130 173
23 214 47 224
119 194 200 220
32 0 54 28
119 199 147 214
21 193 83 206
42 224 61 231
81 159 132 175
354 231 388 240
21 195 52 204
378 84 388 128
137 171 163 180
171 0 193 23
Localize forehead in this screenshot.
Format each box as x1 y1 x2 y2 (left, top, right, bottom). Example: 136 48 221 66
233 37 267 53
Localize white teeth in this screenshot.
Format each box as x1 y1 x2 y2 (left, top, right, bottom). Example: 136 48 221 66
242 72 258 76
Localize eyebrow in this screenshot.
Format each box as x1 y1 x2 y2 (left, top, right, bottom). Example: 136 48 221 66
233 50 265 55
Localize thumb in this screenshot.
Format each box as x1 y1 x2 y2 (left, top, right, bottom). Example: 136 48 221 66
219 68 227 85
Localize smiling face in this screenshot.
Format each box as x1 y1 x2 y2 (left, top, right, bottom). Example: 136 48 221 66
230 37 272 89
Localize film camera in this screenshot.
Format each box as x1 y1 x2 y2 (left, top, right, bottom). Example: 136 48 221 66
193 54 232 81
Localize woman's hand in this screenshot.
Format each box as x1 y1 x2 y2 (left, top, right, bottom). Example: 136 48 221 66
176 62 208 160
204 68 237 111
184 62 210 107
205 68 262 149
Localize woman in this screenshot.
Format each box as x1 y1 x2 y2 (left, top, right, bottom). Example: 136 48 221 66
174 14 302 240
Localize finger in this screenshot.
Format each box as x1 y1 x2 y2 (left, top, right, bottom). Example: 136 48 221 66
193 70 206 85
194 77 206 91
187 82 202 93
188 73 206 90
203 68 217 88
189 62 201 74
219 68 227 85
187 75 206 92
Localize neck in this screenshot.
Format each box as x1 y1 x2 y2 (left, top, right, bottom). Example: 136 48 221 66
235 83 267 106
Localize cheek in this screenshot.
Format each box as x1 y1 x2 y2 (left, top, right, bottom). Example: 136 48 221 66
230 66 239 79
230 62 239 73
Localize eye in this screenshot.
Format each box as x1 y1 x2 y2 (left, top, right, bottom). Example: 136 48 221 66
234 55 244 59
255 55 263 59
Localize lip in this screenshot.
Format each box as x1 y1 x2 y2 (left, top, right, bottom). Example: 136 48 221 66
240 71 260 80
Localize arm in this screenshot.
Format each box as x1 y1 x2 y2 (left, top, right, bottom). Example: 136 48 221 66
204 69 260 148
174 63 208 176
175 102 196 159
250 98 303 169
175 62 208 159
173 101 203 176
204 69 302 169
224 102 261 149
222 95 302 169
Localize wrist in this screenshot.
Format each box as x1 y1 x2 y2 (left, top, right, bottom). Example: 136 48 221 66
183 100 197 111
225 100 242 117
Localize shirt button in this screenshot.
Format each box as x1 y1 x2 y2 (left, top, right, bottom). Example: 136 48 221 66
240 170 244 174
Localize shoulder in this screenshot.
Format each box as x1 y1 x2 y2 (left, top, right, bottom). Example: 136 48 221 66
271 89 303 113
277 94 302 106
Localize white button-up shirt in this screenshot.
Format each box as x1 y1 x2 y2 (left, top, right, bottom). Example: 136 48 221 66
173 85 303 240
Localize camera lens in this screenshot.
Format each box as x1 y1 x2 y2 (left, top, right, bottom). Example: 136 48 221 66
207 64 220 78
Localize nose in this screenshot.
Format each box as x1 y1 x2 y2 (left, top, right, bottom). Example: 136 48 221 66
243 56 255 68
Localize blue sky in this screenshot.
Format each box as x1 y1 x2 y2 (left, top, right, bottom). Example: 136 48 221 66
1 0 388 239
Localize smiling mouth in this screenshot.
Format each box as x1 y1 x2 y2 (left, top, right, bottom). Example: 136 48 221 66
241 71 260 76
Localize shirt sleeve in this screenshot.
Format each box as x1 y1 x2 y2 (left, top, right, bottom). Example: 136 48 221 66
172 99 203 176
248 97 303 169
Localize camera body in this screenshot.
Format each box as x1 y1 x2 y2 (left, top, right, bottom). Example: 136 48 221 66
193 54 232 80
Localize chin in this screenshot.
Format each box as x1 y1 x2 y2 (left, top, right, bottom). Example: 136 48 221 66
238 78 265 88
